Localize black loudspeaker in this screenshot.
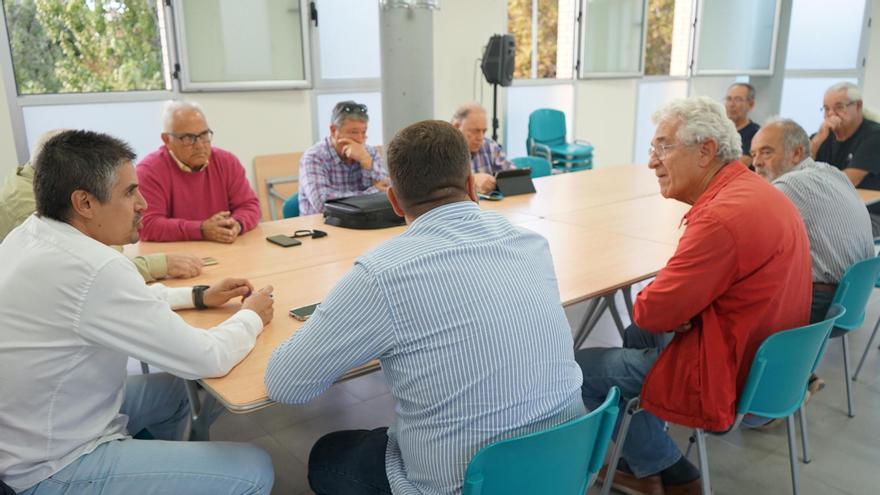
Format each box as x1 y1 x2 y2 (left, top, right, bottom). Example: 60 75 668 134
481 34 515 87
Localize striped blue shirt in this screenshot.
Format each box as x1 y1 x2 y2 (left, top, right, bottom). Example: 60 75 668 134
265 201 584 495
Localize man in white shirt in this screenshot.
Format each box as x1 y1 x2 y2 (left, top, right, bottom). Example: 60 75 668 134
0 130 276 494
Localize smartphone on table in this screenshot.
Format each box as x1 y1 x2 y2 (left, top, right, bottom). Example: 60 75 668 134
289 303 320 321
266 235 302 248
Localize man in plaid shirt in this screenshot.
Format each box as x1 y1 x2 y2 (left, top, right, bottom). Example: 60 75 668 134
451 103 514 194
298 101 389 215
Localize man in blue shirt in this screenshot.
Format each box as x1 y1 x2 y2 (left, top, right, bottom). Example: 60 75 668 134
265 120 584 495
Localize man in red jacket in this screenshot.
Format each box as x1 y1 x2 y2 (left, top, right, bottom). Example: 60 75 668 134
578 97 812 495
137 101 261 242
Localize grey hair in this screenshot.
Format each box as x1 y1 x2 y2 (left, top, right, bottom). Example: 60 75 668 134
451 102 486 125
728 82 756 102
652 96 742 163
826 82 862 103
34 130 135 222
162 100 206 132
762 117 811 158
331 100 369 127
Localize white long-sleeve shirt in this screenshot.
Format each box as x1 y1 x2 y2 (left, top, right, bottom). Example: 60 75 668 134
0 215 263 492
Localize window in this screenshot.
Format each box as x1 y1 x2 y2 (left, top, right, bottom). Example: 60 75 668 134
2 0 167 95
786 0 865 71
172 0 310 91
314 0 380 81
643 0 690 76
508 0 576 79
580 0 647 77
693 0 780 75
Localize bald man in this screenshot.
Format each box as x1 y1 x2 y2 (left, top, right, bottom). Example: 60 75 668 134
451 103 514 194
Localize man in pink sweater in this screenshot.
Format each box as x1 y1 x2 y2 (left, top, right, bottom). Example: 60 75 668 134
137 101 261 242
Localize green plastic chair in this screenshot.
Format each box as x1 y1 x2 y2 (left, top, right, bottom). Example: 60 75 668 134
851 256 880 382
527 109 593 172
462 386 619 495
511 156 552 178
826 256 880 417
282 193 300 218
602 305 845 495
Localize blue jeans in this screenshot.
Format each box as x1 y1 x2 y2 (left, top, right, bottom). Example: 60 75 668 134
576 325 680 479
308 428 392 495
21 373 274 495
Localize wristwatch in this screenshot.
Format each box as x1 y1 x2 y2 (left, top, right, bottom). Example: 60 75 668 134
192 285 210 310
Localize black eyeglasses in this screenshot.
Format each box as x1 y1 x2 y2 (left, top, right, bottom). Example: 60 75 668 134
169 129 213 146
293 229 328 239
339 104 367 115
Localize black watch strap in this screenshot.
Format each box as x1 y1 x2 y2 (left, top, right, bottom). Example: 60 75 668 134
192 285 210 310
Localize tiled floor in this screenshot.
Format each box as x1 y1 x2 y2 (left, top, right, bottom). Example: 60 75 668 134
206 288 880 495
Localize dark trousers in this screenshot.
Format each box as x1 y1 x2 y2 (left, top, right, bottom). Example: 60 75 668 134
308 427 392 495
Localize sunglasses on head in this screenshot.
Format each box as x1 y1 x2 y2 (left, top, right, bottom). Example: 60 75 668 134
293 229 328 239
340 104 367 115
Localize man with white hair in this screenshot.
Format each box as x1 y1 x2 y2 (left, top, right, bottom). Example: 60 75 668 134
451 103 514 194
137 101 260 242
579 97 812 495
298 100 389 215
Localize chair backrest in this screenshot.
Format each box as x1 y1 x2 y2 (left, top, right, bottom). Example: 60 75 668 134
253 152 302 221
831 256 880 331
461 387 620 495
736 305 845 420
527 109 567 148
511 156 552 178
282 193 300 218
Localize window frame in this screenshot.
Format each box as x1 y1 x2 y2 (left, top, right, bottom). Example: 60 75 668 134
577 0 649 79
171 0 313 92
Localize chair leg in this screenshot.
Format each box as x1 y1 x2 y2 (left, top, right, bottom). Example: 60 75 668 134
786 415 801 495
694 429 711 495
600 398 640 495
797 406 811 464
605 293 627 338
854 315 880 381
842 335 855 418
140 361 150 374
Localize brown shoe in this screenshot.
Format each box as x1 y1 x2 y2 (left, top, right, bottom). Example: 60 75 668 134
664 478 703 495
596 465 664 495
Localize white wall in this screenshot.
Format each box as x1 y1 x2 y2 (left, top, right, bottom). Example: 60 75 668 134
575 79 639 167
0 74 18 178
432 0 508 133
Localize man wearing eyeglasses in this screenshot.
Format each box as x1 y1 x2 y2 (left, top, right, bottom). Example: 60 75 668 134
451 103 514 194
136 101 261 243
724 83 759 169
298 101 389 216
582 97 810 495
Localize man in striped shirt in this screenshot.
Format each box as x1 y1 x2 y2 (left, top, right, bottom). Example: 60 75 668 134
451 103 514 194
298 101 389 215
266 120 584 495
752 118 874 324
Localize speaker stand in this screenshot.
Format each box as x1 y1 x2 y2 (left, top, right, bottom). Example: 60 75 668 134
491 83 500 142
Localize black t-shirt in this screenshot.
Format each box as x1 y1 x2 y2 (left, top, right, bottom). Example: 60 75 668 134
816 118 880 190
739 121 760 156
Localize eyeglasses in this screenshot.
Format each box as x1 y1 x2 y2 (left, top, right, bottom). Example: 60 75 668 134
724 96 749 104
821 102 856 114
292 229 328 239
339 104 367 115
648 143 682 159
169 129 214 146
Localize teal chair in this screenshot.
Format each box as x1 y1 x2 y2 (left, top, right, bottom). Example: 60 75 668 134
853 255 880 381
825 256 880 417
511 156 552 178
462 386 620 495
602 305 846 495
282 193 300 218
527 109 593 172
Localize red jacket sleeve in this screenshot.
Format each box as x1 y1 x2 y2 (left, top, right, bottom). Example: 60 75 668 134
137 160 203 241
634 214 739 332
224 154 261 232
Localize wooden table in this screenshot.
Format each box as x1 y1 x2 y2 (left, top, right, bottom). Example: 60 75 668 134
857 188 880 206
135 165 681 413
